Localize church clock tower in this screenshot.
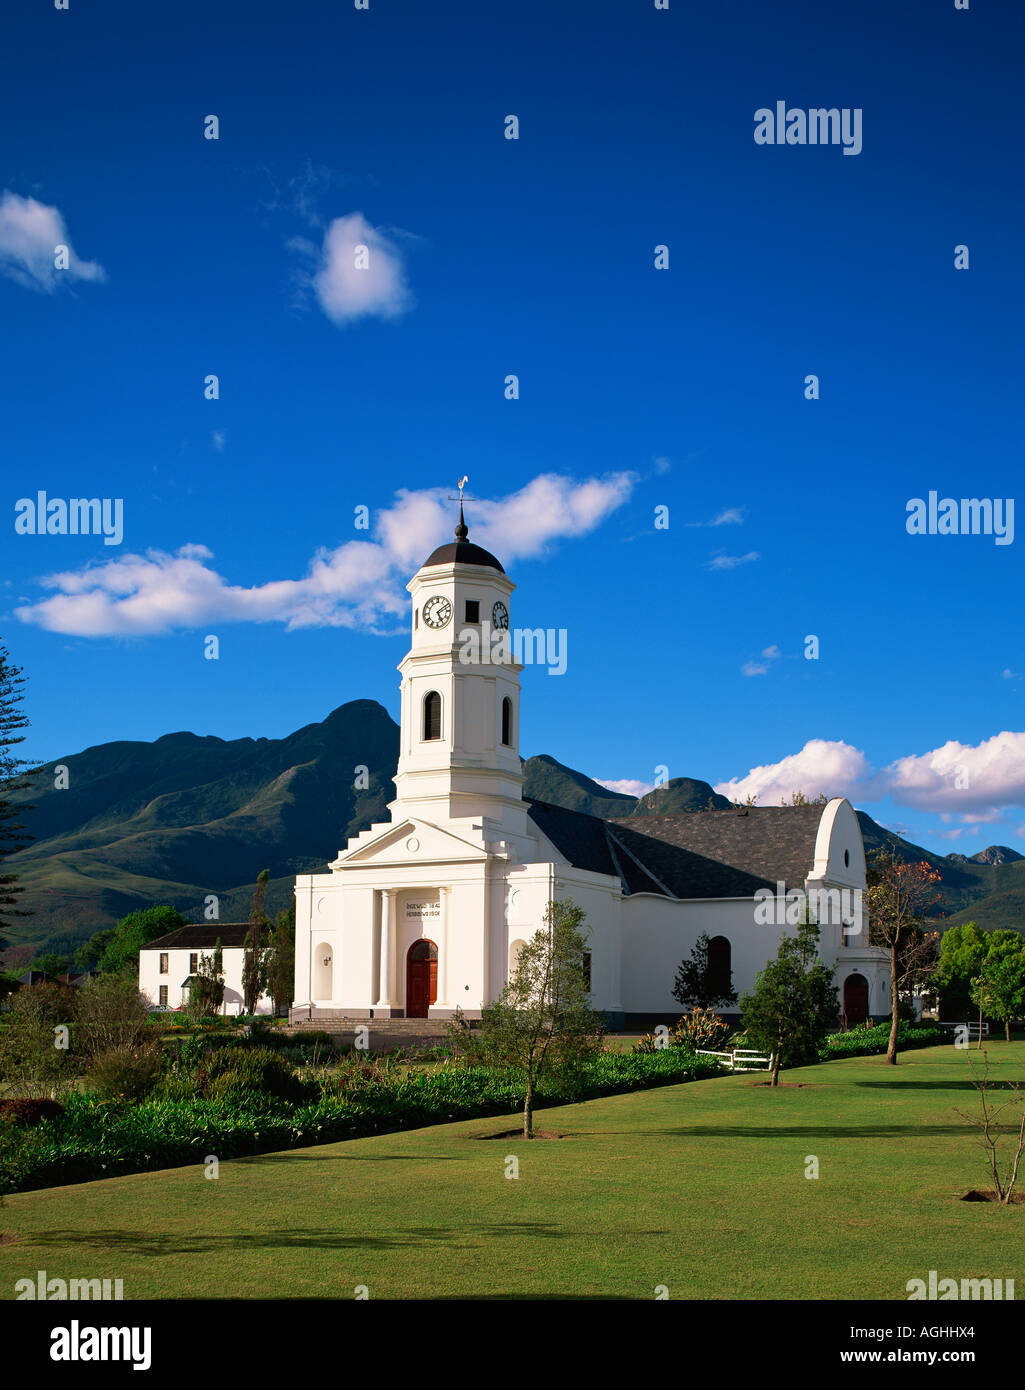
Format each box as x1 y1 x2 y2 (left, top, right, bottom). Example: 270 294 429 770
390 503 527 835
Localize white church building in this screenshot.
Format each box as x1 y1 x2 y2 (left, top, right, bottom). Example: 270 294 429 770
291 511 891 1028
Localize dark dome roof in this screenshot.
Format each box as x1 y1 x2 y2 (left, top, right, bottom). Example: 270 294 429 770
422 539 504 572
422 507 504 572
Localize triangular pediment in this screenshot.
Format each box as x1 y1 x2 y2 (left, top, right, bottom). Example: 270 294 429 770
330 817 489 870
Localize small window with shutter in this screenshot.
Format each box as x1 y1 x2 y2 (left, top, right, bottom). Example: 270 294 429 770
423 691 442 740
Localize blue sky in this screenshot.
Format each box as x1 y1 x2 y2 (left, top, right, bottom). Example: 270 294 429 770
2 0 1023 855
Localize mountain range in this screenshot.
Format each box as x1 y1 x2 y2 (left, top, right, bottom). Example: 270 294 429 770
3 699 1021 962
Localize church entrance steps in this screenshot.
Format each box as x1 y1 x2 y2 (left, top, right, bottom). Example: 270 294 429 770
284 1013 475 1050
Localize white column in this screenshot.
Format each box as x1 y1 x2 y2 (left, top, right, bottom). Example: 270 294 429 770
437 887 450 1007
609 894 623 1013
379 889 396 1010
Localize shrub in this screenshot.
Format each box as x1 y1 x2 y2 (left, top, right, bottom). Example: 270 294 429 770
76 975 151 1058
87 1043 164 1101
0 983 78 1098
203 1047 317 1103
0 1098 64 1125
633 1009 730 1054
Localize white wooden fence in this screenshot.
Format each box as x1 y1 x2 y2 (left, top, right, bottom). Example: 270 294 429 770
695 1047 775 1072
939 1021 990 1039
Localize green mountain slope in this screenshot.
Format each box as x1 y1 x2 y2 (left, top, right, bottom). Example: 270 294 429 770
4 703 1023 958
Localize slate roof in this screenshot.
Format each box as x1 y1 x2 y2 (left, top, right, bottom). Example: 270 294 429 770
527 799 824 900
141 923 252 951
422 539 505 573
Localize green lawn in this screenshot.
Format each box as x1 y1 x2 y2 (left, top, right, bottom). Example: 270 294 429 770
2 1041 1023 1300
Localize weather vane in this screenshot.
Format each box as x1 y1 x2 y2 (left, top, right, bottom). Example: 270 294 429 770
448 476 477 505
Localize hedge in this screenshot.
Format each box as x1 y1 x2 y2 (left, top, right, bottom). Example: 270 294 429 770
817 1020 947 1061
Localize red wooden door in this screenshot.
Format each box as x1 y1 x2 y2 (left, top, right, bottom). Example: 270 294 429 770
406 941 438 1018
844 973 869 1024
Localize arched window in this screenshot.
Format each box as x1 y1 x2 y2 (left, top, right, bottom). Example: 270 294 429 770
509 939 527 977
422 691 441 741
501 696 513 746
707 936 732 999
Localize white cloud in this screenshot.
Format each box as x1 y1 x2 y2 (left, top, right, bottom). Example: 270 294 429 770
707 550 759 571
1002 668 1020 680
741 644 780 676
212 431 225 453
886 732 1025 814
595 778 653 798
15 473 636 638
0 190 106 293
689 508 745 528
715 739 879 805
309 212 413 325
715 729 1025 820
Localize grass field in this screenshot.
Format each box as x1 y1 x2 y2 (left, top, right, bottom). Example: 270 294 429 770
2 1041 1023 1300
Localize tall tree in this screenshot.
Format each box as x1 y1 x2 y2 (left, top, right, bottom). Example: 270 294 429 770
740 919 839 1087
242 869 271 1015
672 930 738 1011
971 948 1025 1044
933 922 991 1020
96 905 187 976
451 898 602 1138
264 905 296 1017
866 850 942 1064
0 639 36 949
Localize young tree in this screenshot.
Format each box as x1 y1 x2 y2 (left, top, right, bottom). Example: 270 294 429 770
242 869 271 1016
264 905 296 1017
866 850 942 1065
672 930 738 1011
956 1052 1025 1204
187 942 225 1018
0 640 37 948
740 919 839 1087
452 898 602 1138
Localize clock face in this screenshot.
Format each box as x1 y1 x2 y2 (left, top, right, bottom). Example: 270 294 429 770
422 595 452 629
492 601 509 630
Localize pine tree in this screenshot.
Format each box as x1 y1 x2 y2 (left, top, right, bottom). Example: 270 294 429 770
672 931 738 1010
264 905 296 1017
0 639 37 948
242 869 271 1015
